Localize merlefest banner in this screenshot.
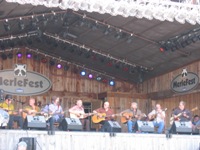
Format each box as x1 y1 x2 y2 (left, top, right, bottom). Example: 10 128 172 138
171 71 199 93
0 64 52 96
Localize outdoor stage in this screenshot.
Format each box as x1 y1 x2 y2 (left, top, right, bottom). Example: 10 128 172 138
0 130 199 150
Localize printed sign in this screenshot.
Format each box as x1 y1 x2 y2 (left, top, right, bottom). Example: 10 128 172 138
0 69 52 96
171 72 199 93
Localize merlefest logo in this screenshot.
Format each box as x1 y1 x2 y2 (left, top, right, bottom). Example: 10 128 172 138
0 64 52 96
171 69 199 93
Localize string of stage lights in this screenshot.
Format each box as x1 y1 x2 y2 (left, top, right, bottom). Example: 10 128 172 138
0 47 116 86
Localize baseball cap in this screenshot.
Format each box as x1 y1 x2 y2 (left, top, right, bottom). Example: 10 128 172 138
5 94 13 100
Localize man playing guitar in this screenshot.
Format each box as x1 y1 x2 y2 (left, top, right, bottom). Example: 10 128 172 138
172 101 192 122
0 94 23 129
93 101 115 131
69 100 90 131
45 96 64 131
120 102 142 133
22 97 41 119
148 104 165 134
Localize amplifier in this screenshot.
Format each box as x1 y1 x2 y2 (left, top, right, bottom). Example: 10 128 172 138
171 121 192 134
61 118 82 131
136 121 154 133
24 115 46 129
102 121 121 132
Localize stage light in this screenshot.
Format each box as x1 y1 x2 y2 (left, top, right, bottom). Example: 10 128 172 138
88 73 93 79
49 59 55 66
102 79 108 83
7 53 13 59
159 47 165 52
80 70 86 76
63 64 69 71
109 80 115 86
26 52 32 58
4 19 11 31
18 18 25 30
17 52 22 58
1 53 7 60
41 57 47 63
96 76 102 81
56 63 62 69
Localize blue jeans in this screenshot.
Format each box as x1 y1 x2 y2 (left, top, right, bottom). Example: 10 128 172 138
154 121 164 134
127 120 136 133
49 116 62 130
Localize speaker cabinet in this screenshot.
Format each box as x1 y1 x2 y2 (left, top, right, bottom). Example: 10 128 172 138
61 118 82 131
24 115 46 129
19 137 36 150
102 121 121 132
171 121 192 134
136 121 154 133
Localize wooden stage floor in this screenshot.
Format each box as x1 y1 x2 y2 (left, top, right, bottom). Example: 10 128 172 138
0 130 199 150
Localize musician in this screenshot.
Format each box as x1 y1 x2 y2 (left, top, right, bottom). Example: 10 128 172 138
120 102 142 133
69 100 90 131
148 104 165 134
23 97 40 119
0 94 23 129
93 101 114 131
44 96 64 131
172 101 192 122
192 115 200 126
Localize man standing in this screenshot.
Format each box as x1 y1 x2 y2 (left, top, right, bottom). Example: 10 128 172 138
120 102 142 133
0 94 23 129
69 100 90 131
148 104 165 134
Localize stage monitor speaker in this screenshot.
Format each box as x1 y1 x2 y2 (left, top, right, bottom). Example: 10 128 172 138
102 121 121 132
136 121 154 133
61 118 82 131
171 121 192 134
19 137 36 150
24 115 46 129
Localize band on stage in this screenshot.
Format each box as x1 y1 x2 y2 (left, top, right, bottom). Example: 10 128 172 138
0 94 200 134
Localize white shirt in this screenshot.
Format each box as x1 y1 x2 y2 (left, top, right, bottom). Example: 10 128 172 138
149 109 165 123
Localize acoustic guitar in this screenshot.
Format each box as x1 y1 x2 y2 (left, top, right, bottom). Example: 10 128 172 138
44 110 68 121
148 108 167 121
121 112 147 124
70 111 96 119
92 113 120 123
170 107 198 125
22 110 43 119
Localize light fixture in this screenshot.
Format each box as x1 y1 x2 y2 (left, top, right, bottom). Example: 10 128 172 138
63 64 69 71
26 52 32 58
7 52 13 59
56 63 62 69
88 73 93 79
18 17 25 30
80 70 86 76
96 76 102 81
1 53 7 60
4 19 11 31
109 80 115 86
41 57 47 63
49 59 55 66
17 52 22 58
